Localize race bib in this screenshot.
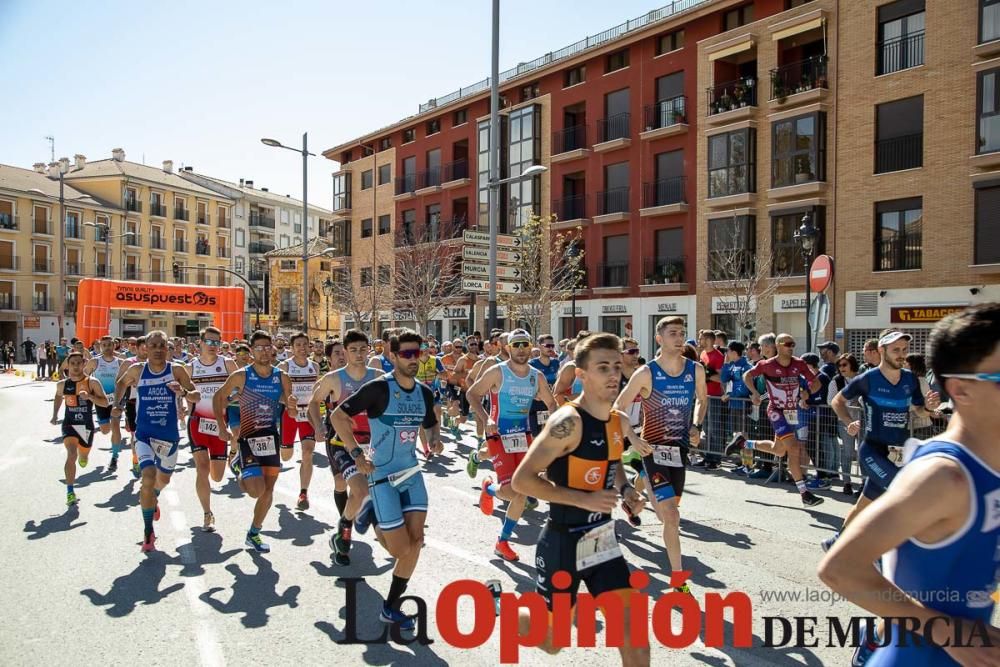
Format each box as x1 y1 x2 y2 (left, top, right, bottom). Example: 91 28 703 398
575 521 622 570
783 410 799 426
653 445 683 468
500 432 529 454
247 435 277 457
197 419 220 436
149 437 174 458
296 407 309 422
536 410 549 425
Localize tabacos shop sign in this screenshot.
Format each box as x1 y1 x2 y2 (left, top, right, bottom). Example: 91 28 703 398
112 284 217 308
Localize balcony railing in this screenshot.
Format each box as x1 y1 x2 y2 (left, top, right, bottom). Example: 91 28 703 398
34 259 52 273
552 194 587 221
643 256 686 284
249 241 275 254
553 125 588 153
707 76 758 115
66 263 83 276
770 55 828 100
597 112 630 142
0 256 18 270
875 133 923 173
597 186 630 215
248 270 266 282
65 223 83 239
416 167 442 189
125 198 142 213
94 264 110 278
174 207 189 221
149 271 166 282
878 31 924 75
0 214 17 231
197 214 209 226
32 298 50 312
442 159 469 182
876 230 922 272
125 232 141 247
217 246 230 259
32 218 52 235
196 243 211 256
0 294 18 310
150 236 165 250
642 177 686 207
125 267 139 280
149 202 166 217
395 174 417 195
249 212 276 228
174 240 188 253
643 95 687 130
598 262 630 287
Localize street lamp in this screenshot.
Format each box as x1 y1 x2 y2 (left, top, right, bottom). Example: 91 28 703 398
794 211 819 352
322 277 335 336
261 134 316 333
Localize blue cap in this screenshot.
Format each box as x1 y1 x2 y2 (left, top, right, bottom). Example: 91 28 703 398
685 339 696 346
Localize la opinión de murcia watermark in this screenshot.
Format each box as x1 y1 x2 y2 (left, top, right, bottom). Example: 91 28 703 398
334 573 997 663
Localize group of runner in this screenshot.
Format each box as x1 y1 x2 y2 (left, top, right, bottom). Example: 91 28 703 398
48 304 1000 665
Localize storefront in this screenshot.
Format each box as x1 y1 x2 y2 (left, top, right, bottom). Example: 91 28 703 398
558 304 588 340
641 296 696 359
772 293 807 345
711 296 757 342
441 305 471 340
599 304 633 339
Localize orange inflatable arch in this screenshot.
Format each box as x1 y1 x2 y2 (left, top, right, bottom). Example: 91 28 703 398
75 278 245 346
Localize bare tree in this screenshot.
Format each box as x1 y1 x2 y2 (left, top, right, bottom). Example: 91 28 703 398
393 216 464 335
498 214 585 337
325 267 388 335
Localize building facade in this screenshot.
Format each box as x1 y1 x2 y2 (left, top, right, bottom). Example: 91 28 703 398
265 237 341 339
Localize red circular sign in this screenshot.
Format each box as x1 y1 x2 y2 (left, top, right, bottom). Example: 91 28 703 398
809 255 834 293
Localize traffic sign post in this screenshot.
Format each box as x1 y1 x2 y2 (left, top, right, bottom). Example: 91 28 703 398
462 231 523 309
806 254 834 352
462 262 520 280
462 245 522 265
463 230 521 249
462 278 520 294
809 255 834 294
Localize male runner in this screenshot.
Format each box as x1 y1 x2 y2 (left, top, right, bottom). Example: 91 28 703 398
615 317 706 587
824 329 940 551
185 326 237 532
311 339 330 373
84 335 126 472
467 329 557 561
528 333 560 433
273 336 289 363
213 330 297 553
368 334 395 373
416 342 446 456
309 331 378 566
463 335 497 476
51 351 110 505
331 329 442 630
279 332 320 510
819 304 1000 666
511 333 649 664
553 331 591 404
439 338 465 434
114 331 200 552
725 333 826 507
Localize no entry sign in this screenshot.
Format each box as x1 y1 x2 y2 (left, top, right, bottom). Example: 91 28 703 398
809 255 834 294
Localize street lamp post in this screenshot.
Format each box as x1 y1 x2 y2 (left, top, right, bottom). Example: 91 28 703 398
322 277 334 336
794 211 819 352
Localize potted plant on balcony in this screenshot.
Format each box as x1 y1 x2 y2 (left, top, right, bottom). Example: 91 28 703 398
665 259 684 284
720 92 734 112
672 109 686 125
733 82 748 107
771 70 787 103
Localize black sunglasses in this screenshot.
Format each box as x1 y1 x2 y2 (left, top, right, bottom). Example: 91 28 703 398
396 349 421 359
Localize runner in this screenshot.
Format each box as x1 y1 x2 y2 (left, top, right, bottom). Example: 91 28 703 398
225 342 252 460
416 341 446 457
114 331 200 552
614 317 707 586
553 331 590 404
185 326 238 533
368 334 395 373
331 329 442 631
50 351 110 505
439 338 465 435
273 336 289 363
84 335 126 472
818 304 1000 666
466 329 557 562
309 331 378 566
511 333 650 664
279 332 320 510
617 335 650 525
212 330 297 553
724 333 826 507
463 335 497 476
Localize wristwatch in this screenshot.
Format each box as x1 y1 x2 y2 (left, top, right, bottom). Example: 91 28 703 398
692 422 703 431
350 446 364 460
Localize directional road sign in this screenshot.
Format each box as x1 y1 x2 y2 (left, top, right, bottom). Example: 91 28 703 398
463 230 521 249
462 278 520 294
462 246 521 264
462 262 521 280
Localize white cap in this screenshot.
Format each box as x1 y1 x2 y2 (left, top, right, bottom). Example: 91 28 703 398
878 331 912 347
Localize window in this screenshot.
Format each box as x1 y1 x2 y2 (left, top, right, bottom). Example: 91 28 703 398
280 234 291 247
602 162 630 214
875 198 922 271
983 0 1000 43
723 4 753 31
650 150 684 206
378 265 391 285
426 204 441 241
235 228 245 247
235 257 244 274
378 163 391 185
378 214 391 235
379 137 391 151
401 209 417 244
875 96 923 173
280 259 296 271
975 184 1000 264
361 218 373 238
294 222 302 234
507 105 541 230
361 170 373 190
279 288 298 321
606 49 629 73
771 208 826 275
333 172 351 210
360 267 373 286
427 119 441 135
426 148 442 187
650 228 685 283
400 156 417 193
602 88 630 141
453 109 468 126
708 215 756 280
651 72 685 128
403 128 416 143
878 0 925 75
772 112 826 187
655 30 684 55
601 234 630 287
978 69 1000 155
708 128 756 198
520 82 540 101
564 66 585 87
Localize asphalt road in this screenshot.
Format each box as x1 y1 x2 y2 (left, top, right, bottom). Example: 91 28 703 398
2 366 867 666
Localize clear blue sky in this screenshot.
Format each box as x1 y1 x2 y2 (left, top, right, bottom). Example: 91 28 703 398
0 0 658 208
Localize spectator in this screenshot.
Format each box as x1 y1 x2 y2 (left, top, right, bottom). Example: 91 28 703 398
859 338 880 372
694 329 725 470
747 342 762 364
37 341 49 378
817 341 840 378
714 330 729 352
828 352 860 495
22 337 35 364
904 353 940 439
800 353 835 489
721 341 753 473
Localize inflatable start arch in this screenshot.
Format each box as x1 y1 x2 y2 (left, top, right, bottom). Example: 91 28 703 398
75 278 245 345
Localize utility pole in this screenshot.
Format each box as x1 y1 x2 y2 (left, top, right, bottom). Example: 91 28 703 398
487 0 500 332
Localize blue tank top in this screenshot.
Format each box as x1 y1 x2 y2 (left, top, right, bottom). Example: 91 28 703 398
92 355 122 395
369 374 427 475
872 439 1000 667
841 368 925 446
375 354 394 373
490 362 539 436
529 357 559 386
641 358 697 446
135 363 180 442
239 365 285 435
329 366 379 442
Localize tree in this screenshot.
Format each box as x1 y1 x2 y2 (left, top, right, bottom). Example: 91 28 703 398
498 214 585 337
325 267 388 335
393 216 464 335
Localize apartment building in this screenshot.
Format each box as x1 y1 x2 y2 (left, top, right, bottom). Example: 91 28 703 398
264 238 342 338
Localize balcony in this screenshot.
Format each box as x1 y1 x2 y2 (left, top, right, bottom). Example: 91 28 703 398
595 186 630 223
706 76 757 123
0 214 17 231
640 177 687 216
64 301 77 316
552 194 589 228
125 198 142 213
149 271 166 282
641 256 687 293
195 242 211 256
878 31 924 76
641 96 688 140
65 222 84 239
415 167 442 194
32 218 52 235
149 202 166 217
33 259 53 273
150 236 166 250
249 212 276 229
66 263 83 276
217 246 230 259
32 298 50 312
94 264 110 278
332 194 351 213
769 56 829 108
0 294 18 310
442 159 470 187
217 215 230 229
0 256 18 271
875 134 923 174
197 214 210 226
174 207 190 221
876 231 922 272
174 239 188 253
125 232 141 247
594 112 631 152
395 174 417 199
597 262 630 288
249 241 275 255
552 125 590 162
248 269 267 282
125 267 139 281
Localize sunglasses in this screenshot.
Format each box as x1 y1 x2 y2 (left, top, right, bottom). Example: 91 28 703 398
542 343 556 348
510 341 531 349
624 348 640 355
396 349 421 359
202 340 221 347
781 341 796 348
943 372 1000 387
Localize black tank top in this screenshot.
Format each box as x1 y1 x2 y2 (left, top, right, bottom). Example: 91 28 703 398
63 377 94 427
546 402 625 526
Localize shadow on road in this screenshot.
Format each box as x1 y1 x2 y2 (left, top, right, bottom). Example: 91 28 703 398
199 551 300 628
745 499 842 530
175 528 242 578
95 479 140 513
23 505 87 540
262 503 334 547
80 554 184 617
70 466 111 488
310 541 394 578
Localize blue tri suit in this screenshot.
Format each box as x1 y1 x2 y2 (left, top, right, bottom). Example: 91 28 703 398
134 362 181 474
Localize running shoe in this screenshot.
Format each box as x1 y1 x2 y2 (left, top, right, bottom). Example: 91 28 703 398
450 424 461 440
202 512 216 533
78 456 88 469
801 491 825 507
673 583 692 595
141 532 156 553
821 532 839 552
748 467 771 479
153 503 160 521
131 460 141 479
494 539 519 562
852 623 878 666
621 499 641 527
703 460 720 470
479 478 495 516
66 491 78 506
332 524 352 556
245 532 271 553
466 450 480 479
379 605 415 632
724 434 746 460
333 552 351 567
524 496 539 512
297 492 310 511
108 457 118 474
354 497 375 535
228 451 242 478
806 477 832 490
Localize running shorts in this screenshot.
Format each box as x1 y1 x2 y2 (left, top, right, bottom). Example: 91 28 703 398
326 441 359 482
640 445 689 502
768 408 802 440
187 415 228 460
369 470 427 531
534 520 632 609
281 409 316 448
486 432 531 487
238 429 281 479
135 436 180 474
62 422 95 450
95 404 118 426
